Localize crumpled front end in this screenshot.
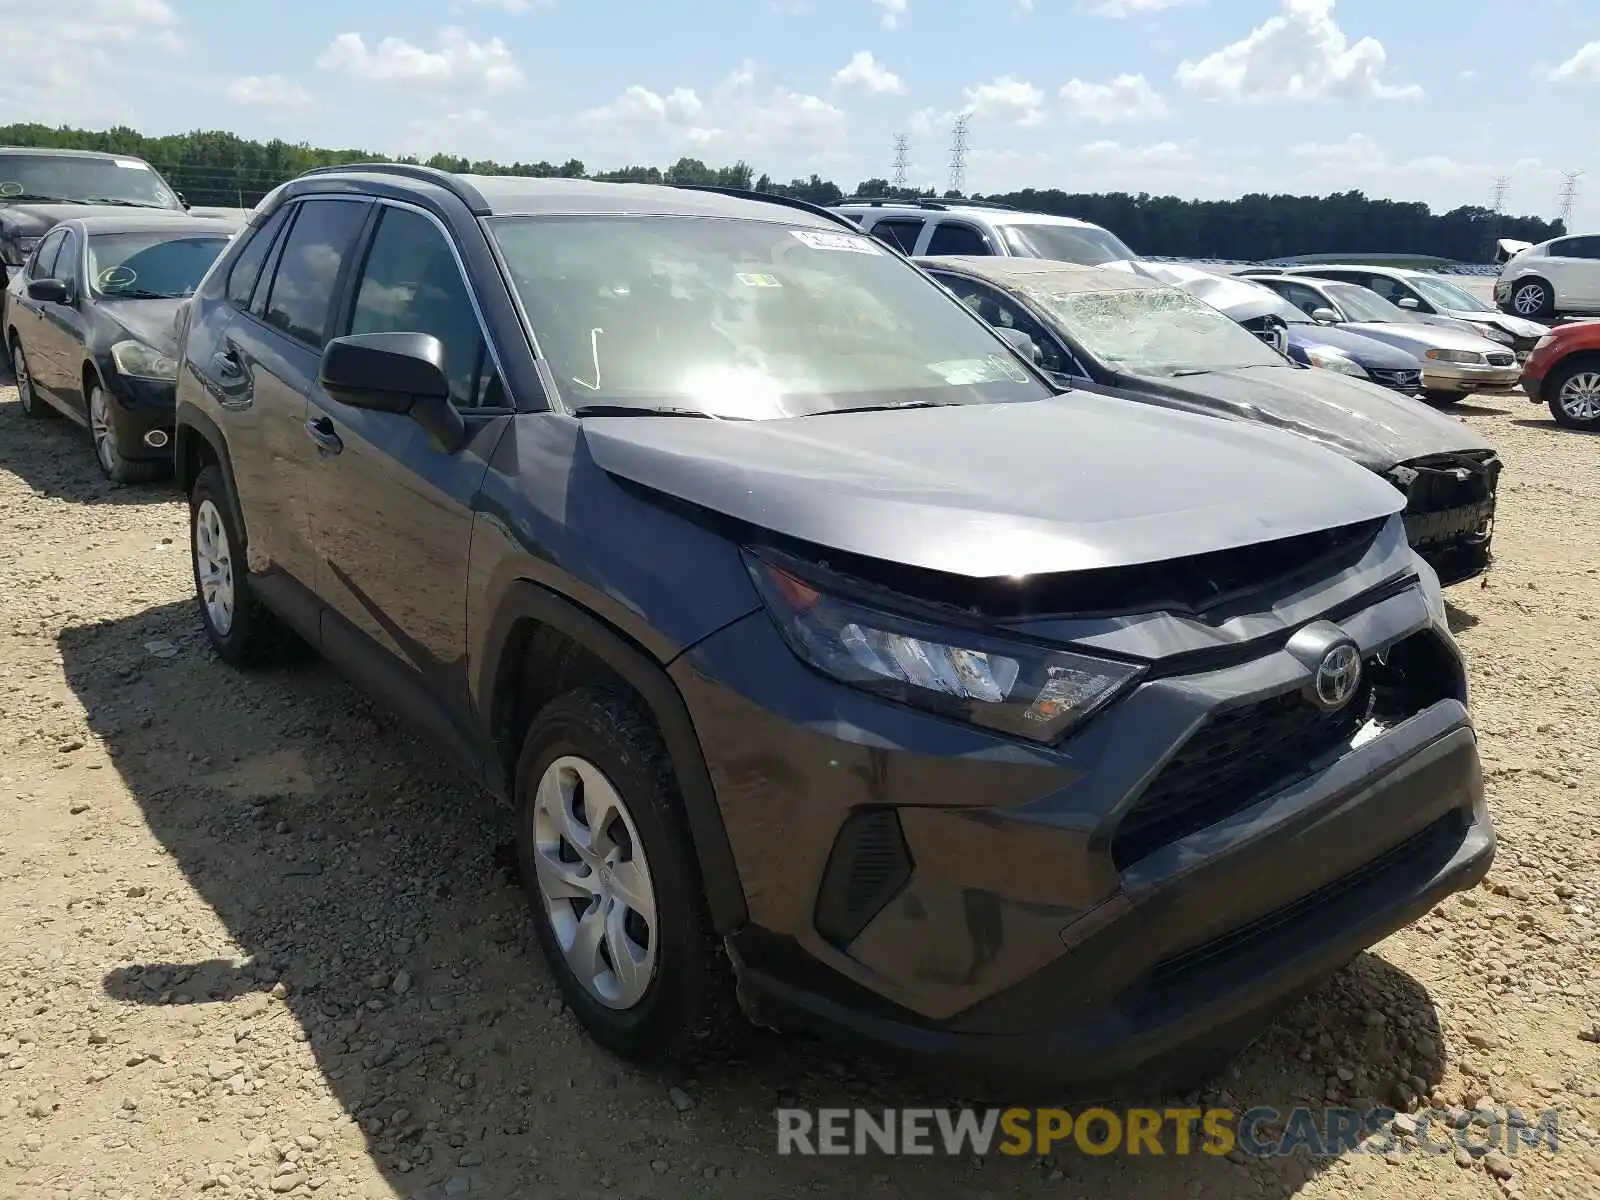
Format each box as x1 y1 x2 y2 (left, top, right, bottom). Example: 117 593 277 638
1387 450 1500 586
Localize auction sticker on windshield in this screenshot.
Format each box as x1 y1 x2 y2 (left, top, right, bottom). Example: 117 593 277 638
790 229 881 254
114 159 148 169
737 272 783 287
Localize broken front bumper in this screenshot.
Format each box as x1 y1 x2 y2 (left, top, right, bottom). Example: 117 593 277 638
1391 453 1500 586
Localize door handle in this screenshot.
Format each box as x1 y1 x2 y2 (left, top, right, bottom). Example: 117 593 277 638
305 415 343 456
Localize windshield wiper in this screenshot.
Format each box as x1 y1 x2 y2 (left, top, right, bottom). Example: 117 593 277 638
570 403 720 419
1 194 84 204
81 198 169 208
102 288 178 300
808 400 950 416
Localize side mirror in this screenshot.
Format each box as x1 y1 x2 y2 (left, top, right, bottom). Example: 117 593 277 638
27 277 71 304
995 325 1044 366
176 191 189 210
318 332 467 454
1311 307 1340 325
1396 296 1420 310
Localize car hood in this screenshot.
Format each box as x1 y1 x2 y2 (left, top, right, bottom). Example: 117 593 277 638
581 396 1405 578
0 203 92 238
1339 322 1508 357
1132 365 1494 471
101 297 184 357
1441 308 1547 339
1284 325 1419 369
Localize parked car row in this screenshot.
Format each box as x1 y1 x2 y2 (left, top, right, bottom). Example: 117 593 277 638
6 163 1500 1092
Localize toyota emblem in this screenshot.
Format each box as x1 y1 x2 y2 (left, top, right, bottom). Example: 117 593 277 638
1313 644 1362 711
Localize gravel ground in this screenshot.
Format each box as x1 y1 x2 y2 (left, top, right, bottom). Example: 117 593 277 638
1 380 1597 1200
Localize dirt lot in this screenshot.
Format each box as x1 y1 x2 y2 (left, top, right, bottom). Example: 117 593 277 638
1 379 1597 1200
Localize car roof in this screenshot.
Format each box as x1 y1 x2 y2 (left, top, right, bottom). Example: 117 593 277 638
283 165 848 230
838 201 1108 231
919 254 1159 293
0 146 150 163
64 213 240 236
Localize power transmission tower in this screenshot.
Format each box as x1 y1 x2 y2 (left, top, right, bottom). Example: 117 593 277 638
1490 175 1510 213
891 134 909 189
1557 170 1583 228
948 113 969 195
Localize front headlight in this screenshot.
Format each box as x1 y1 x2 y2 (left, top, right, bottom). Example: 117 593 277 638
746 553 1144 743
1469 322 1513 345
1533 333 1554 352
1305 346 1368 378
111 339 179 381
1425 348 1486 365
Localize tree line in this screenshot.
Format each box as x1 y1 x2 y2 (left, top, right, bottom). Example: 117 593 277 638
0 122 1563 263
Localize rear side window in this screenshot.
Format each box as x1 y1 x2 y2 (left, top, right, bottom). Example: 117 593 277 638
260 199 369 348
925 222 990 256
226 207 290 309
870 219 924 253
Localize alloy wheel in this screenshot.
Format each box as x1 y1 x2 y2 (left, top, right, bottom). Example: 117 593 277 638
194 499 236 636
1513 284 1547 316
531 754 658 1010
1558 371 1600 423
90 387 117 474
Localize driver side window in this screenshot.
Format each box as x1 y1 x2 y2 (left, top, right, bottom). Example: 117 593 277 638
1278 281 1330 318
27 228 66 280
938 276 1074 375
49 231 77 285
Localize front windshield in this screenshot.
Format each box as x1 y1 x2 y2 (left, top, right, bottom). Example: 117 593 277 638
1407 275 1491 313
490 215 1053 418
1325 281 1419 324
87 232 230 299
999 223 1137 266
1036 285 1289 376
0 154 181 209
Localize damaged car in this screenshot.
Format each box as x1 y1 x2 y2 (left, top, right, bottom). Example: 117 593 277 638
175 168 1493 1092
924 256 1501 585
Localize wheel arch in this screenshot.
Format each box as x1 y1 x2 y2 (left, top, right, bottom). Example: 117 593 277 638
1543 349 1600 400
1512 275 1556 310
481 580 748 934
174 399 235 499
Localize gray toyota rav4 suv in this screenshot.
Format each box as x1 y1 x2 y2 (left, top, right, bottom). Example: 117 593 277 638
172 165 1493 1091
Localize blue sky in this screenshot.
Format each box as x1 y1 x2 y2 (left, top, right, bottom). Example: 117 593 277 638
7 0 1600 226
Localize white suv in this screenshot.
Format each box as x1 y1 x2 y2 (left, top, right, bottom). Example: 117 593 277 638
1494 233 1600 319
829 197 1137 265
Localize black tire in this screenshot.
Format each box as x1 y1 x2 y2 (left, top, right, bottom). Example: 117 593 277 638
10 336 52 419
1423 389 1465 407
1545 357 1600 431
1509 278 1553 319
89 384 166 485
189 464 300 665
514 685 740 1064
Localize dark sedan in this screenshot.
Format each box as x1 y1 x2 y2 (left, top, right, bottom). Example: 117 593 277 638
923 255 1502 586
5 214 237 482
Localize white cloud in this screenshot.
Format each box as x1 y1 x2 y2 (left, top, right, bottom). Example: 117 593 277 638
962 75 1045 125
226 74 312 109
468 0 549 10
874 0 907 28
1548 41 1600 83
319 27 522 92
0 0 183 127
1176 0 1421 103
1059 73 1169 122
1077 138 1200 171
1011 0 1034 16
1087 0 1197 14
579 73 850 163
907 107 938 138
832 51 904 96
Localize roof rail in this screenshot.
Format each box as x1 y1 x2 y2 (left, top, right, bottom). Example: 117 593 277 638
835 195 1020 213
293 162 491 215
669 184 861 231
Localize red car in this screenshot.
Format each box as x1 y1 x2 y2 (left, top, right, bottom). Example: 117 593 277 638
1522 321 1600 430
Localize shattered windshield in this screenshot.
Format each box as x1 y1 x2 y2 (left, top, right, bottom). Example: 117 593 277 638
1036 285 1289 376
491 214 1053 418
998 223 1137 266
1407 275 1492 313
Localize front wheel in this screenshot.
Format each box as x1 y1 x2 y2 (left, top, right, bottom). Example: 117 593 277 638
515 686 739 1064
1546 361 1600 431
89 385 165 484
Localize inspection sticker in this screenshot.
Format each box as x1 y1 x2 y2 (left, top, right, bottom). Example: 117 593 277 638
736 272 783 287
790 229 880 254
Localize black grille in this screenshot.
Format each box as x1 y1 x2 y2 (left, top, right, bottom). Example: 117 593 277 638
1111 686 1370 870
1369 367 1422 392
814 809 914 947
1486 351 1516 367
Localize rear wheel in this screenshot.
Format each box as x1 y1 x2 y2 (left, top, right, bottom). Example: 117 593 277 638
515 686 739 1064
1511 278 1553 319
90 385 165 485
10 337 51 418
1546 360 1600 431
